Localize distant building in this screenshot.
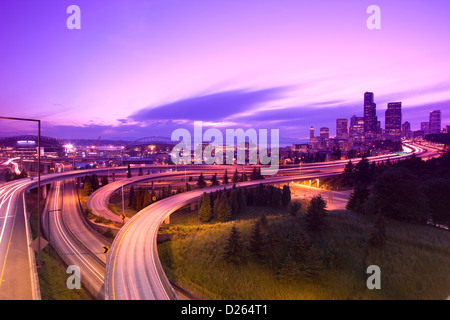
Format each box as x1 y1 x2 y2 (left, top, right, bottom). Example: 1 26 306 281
320 127 329 140
385 102 402 140
421 122 430 135
401 121 411 140
429 110 441 134
336 118 348 139
363 92 378 139
350 115 365 143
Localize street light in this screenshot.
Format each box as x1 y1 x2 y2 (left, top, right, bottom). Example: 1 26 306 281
0 116 42 267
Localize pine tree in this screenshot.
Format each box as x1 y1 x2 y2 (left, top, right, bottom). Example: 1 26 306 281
83 179 93 196
217 192 231 222
223 226 243 264
210 173 220 186
306 195 327 232
230 188 240 215
346 183 370 214
199 192 211 222
90 174 100 191
101 176 109 186
222 169 229 185
281 185 291 207
301 246 322 280
278 253 300 282
288 201 302 216
249 221 263 260
291 229 309 262
197 172 207 188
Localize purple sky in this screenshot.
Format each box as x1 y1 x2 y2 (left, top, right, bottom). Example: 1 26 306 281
1 0 450 144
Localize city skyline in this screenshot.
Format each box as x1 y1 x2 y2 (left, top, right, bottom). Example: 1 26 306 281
1 0 450 142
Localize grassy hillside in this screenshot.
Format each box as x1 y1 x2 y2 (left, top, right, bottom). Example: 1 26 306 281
158 206 450 300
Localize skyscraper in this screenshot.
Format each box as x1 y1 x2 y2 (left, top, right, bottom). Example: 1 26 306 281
385 102 402 139
310 125 315 139
350 115 365 142
320 127 330 140
429 110 441 134
402 121 411 139
421 122 430 135
363 92 378 138
336 119 348 139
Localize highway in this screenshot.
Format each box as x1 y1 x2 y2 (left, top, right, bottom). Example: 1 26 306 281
0 142 440 299
42 179 109 298
105 142 438 300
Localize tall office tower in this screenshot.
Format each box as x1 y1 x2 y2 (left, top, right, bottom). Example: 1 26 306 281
336 119 348 139
350 115 365 142
385 102 402 139
320 127 330 140
363 92 378 137
310 126 315 139
402 121 411 139
429 110 441 134
421 122 430 135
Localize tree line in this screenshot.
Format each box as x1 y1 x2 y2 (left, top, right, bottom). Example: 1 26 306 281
343 152 450 230
198 183 292 223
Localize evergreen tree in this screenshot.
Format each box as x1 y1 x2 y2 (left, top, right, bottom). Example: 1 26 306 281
230 187 240 215
271 187 281 208
199 192 211 222
277 253 300 282
223 226 243 264
306 195 327 232
346 183 370 214
288 201 302 216
281 185 291 207
210 173 220 186
354 156 371 186
101 176 109 186
249 221 263 260
291 229 309 262
339 160 355 187
217 192 232 222
222 169 229 185
90 174 100 191
250 167 259 180
197 172 207 188
300 246 322 280
83 179 93 196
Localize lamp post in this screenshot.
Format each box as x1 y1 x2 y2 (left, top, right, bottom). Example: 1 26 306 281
0 116 42 267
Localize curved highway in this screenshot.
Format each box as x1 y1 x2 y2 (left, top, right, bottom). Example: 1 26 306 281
105 142 437 300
